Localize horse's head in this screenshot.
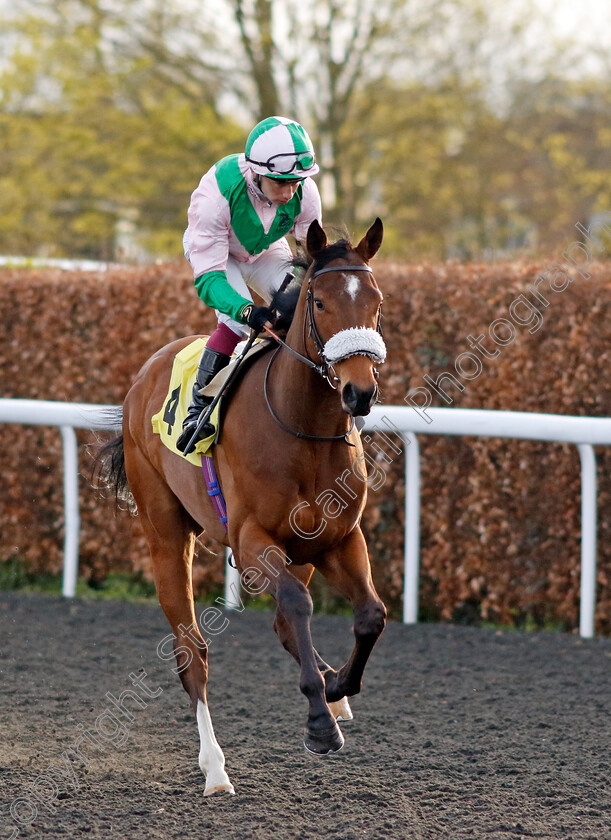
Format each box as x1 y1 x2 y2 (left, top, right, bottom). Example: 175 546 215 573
305 218 386 417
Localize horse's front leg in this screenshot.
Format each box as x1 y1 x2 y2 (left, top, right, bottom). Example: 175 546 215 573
272 567 354 723
272 564 333 671
274 609 354 722
236 521 344 755
318 528 387 702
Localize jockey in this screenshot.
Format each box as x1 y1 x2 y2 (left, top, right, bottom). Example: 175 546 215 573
176 115 322 453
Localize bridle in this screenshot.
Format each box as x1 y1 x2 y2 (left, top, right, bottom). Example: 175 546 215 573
266 262 384 383
305 264 383 380
263 261 384 443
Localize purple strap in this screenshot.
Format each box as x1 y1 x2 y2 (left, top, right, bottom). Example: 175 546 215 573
202 455 228 531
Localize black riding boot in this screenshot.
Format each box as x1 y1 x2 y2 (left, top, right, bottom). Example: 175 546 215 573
175 347 231 453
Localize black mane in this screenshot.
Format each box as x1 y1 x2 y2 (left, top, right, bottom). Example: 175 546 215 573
270 281 301 332
270 232 353 332
311 238 353 274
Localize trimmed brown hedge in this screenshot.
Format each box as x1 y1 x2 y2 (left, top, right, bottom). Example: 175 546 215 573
1 259 609 631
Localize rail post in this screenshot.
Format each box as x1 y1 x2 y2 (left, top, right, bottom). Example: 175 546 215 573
59 425 80 598
403 433 421 624
224 549 242 609
577 444 598 639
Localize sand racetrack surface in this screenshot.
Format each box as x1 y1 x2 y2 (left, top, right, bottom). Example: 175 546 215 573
0 591 610 840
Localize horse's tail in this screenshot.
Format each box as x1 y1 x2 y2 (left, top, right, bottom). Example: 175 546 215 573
91 408 135 512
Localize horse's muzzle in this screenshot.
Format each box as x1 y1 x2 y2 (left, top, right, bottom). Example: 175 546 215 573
341 382 378 417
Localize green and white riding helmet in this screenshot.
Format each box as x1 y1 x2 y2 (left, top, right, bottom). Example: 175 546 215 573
245 116 319 181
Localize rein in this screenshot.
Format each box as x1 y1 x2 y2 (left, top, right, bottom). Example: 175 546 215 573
263 326 325 376
263 346 356 443
262 261 383 445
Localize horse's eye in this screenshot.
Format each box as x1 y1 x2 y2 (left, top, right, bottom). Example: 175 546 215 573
314 298 325 311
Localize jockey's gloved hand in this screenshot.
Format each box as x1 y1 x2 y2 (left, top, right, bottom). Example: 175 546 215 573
241 303 277 333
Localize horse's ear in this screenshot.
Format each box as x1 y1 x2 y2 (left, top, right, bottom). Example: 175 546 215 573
355 217 383 262
306 219 328 260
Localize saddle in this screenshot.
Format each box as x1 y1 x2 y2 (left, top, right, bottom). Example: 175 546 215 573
151 336 271 466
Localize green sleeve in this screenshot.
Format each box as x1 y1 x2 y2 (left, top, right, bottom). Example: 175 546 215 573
194 270 250 322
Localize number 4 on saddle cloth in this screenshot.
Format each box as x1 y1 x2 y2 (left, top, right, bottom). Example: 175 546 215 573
151 336 270 531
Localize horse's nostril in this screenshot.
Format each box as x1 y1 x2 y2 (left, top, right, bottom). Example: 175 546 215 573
342 384 357 408
342 383 376 416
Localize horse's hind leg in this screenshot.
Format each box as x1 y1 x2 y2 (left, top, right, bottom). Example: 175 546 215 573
318 528 386 703
124 442 234 796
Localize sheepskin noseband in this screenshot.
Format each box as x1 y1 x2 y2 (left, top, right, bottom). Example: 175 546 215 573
322 327 387 365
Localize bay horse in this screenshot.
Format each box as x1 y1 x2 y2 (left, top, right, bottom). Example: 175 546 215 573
96 219 387 796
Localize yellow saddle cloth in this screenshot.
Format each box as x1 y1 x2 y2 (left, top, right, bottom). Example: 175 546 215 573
151 338 218 465
151 336 271 466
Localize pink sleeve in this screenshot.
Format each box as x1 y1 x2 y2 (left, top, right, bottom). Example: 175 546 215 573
185 171 231 279
293 179 322 244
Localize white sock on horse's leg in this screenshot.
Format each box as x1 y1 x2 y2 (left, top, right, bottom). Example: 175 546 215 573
196 700 235 796
327 696 353 721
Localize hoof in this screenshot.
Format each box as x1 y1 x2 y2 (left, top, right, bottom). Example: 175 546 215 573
328 697 353 722
304 722 345 756
204 781 236 797
201 763 235 797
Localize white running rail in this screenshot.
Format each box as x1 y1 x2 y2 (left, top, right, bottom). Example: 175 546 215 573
0 401 119 598
1 399 609 638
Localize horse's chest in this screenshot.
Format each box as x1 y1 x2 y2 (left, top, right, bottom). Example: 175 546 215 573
282 470 366 551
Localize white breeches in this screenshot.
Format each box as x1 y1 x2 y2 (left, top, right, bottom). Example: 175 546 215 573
184 232 293 338
220 239 292 336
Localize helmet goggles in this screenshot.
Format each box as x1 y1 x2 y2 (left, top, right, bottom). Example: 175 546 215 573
246 150 316 177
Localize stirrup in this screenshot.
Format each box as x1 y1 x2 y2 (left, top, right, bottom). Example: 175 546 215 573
175 347 230 454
